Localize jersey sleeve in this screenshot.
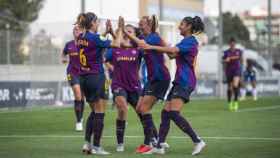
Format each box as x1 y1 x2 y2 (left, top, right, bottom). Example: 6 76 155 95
222 51 228 59
105 48 113 62
147 34 161 45
91 34 112 48
176 39 194 55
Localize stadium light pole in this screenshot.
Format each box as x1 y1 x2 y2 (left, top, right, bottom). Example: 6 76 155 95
218 0 223 98
267 0 272 75
6 23 11 65
158 0 164 33
81 0 86 13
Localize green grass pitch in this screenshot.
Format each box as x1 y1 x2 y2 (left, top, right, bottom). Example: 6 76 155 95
0 97 280 158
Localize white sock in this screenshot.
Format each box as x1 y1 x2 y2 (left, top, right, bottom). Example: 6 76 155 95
240 88 246 98
252 88 257 99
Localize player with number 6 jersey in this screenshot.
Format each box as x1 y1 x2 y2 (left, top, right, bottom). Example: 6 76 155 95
76 12 123 155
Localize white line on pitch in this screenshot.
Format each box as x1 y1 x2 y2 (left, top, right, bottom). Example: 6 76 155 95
0 135 279 141
237 105 280 112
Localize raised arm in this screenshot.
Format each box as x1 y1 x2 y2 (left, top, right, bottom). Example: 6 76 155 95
123 29 145 46
102 19 116 39
110 17 124 48
140 42 179 57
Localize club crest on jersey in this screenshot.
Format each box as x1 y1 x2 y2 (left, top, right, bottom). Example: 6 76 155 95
114 88 120 93
132 50 137 54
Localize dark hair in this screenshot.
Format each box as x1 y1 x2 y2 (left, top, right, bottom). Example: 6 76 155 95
76 12 98 30
229 37 236 43
125 24 141 37
150 15 158 33
183 16 204 34
142 15 158 33
125 24 139 47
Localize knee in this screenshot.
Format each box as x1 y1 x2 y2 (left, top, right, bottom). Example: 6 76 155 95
138 105 148 113
139 100 152 113
74 94 82 101
117 104 128 113
93 100 105 113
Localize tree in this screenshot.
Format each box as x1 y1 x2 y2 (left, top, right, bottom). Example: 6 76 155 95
222 12 250 45
0 0 44 64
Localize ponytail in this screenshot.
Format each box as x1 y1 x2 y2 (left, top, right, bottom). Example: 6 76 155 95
192 16 204 34
141 15 158 33
150 14 158 33
183 16 204 34
76 13 86 29
75 12 98 30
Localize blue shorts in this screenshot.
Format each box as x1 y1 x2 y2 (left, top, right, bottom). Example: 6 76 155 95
113 88 140 108
67 73 80 86
244 75 256 82
80 73 106 103
142 80 170 100
167 84 194 103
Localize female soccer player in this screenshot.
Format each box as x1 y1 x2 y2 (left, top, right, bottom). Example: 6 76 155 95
136 16 206 155
76 12 123 155
241 59 258 101
61 25 84 131
125 15 171 153
223 38 243 111
105 24 145 152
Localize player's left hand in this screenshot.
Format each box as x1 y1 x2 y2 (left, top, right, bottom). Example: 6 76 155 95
105 19 113 34
118 16 125 30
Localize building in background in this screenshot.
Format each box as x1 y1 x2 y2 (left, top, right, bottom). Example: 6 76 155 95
139 0 204 22
239 7 280 62
240 7 280 44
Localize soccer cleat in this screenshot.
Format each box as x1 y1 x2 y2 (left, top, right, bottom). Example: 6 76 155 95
116 144 124 152
140 146 154 154
75 122 83 131
253 96 258 101
160 142 170 149
136 145 153 154
82 143 95 154
228 102 234 111
239 96 245 101
152 147 165 154
233 101 239 111
92 146 111 155
192 140 206 156
135 144 145 153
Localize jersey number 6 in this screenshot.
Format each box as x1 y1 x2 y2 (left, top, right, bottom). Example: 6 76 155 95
79 48 87 66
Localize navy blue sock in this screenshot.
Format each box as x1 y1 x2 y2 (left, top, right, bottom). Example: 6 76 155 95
74 100 83 122
85 111 94 143
233 87 239 101
157 110 170 148
137 113 148 144
142 114 154 145
81 100 85 120
169 111 201 143
227 89 232 102
93 113 105 147
151 117 158 140
116 119 126 144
